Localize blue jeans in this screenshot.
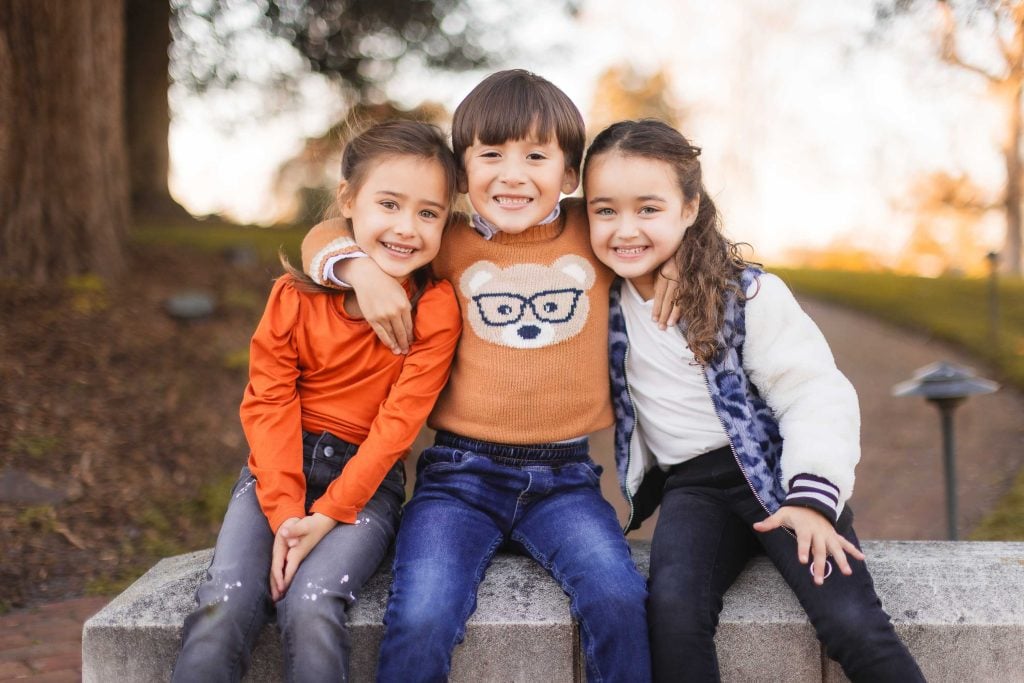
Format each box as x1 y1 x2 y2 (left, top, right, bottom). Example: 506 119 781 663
377 432 651 683
647 447 924 683
173 431 405 683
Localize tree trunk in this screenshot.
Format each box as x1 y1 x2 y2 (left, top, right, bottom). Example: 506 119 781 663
0 0 129 283
124 0 182 218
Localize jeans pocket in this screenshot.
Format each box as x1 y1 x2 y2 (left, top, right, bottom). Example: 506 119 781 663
577 459 604 487
417 446 473 474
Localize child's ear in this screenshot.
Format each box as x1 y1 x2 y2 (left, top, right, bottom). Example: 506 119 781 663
337 181 353 218
683 195 700 227
457 169 469 194
561 169 580 195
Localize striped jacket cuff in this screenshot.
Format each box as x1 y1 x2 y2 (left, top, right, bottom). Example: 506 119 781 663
309 237 366 288
782 473 840 525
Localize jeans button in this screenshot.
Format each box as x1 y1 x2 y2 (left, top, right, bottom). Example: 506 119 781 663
323 446 335 458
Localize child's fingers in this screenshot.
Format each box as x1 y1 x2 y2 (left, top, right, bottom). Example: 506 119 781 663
840 536 866 561
666 303 682 328
830 542 853 576
389 317 411 355
281 547 307 595
752 512 783 533
401 308 415 348
796 530 811 565
269 572 281 602
811 536 828 585
369 322 399 354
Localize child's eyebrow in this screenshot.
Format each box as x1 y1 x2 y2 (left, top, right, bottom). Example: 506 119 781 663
376 190 446 210
587 194 668 204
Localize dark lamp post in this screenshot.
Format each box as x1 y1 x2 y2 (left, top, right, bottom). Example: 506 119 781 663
892 362 999 540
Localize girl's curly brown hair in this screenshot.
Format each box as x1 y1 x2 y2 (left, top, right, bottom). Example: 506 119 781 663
584 119 752 365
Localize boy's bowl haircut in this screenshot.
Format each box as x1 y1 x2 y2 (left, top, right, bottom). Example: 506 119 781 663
452 69 586 173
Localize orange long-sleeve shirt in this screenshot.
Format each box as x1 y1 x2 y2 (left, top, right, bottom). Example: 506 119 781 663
240 275 461 533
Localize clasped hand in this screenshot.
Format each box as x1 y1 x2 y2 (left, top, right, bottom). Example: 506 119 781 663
342 258 413 354
753 506 865 586
269 512 338 601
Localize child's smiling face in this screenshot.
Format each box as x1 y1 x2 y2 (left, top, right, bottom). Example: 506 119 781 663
585 152 698 299
461 132 579 235
341 155 450 280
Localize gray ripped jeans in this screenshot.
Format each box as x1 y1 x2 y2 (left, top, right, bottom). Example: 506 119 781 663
172 430 404 683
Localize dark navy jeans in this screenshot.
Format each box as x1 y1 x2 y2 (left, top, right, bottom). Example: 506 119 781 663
173 431 405 683
376 431 652 683
647 447 924 683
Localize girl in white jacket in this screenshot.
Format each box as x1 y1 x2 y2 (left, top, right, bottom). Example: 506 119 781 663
584 119 924 683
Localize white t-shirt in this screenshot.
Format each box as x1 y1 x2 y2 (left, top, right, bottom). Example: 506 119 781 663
619 279 729 467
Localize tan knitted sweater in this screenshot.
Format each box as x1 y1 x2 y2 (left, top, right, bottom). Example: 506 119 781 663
304 197 614 444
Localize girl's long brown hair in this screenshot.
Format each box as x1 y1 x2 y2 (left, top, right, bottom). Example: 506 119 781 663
281 119 459 310
584 119 751 364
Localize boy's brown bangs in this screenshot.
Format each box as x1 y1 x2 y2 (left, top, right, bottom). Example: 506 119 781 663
470 90 559 146
453 73 585 171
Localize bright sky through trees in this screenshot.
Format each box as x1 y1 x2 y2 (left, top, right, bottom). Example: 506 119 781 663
168 0 1009 268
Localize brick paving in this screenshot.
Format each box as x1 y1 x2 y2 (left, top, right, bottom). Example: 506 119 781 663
0 597 108 681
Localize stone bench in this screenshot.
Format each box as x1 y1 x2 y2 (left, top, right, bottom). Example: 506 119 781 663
83 540 1024 682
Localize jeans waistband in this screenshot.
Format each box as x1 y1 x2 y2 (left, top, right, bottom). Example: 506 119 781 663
434 430 589 465
668 445 736 477
302 430 360 461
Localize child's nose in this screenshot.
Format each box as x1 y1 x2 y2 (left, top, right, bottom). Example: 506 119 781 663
618 221 641 238
393 214 417 237
498 159 527 184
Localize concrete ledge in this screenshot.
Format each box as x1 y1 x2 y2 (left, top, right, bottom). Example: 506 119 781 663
83 540 1024 682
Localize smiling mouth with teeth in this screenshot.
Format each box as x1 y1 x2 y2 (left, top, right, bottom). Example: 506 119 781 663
382 242 415 255
615 246 648 255
494 196 532 206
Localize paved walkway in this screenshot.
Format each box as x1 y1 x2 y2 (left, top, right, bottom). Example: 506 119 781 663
2 296 1022 680
0 597 107 681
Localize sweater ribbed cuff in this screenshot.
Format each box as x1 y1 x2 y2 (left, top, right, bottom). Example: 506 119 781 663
782 473 840 525
309 237 366 287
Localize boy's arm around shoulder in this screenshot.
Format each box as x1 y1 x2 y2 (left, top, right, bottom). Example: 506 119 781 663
301 218 361 287
310 280 462 523
742 273 860 522
301 218 416 354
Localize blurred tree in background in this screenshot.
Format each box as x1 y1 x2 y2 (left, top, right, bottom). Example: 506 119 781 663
587 65 683 136
0 1 130 283
876 0 1024 275
898 171 998 275
2 0 551 282
272 101 450 224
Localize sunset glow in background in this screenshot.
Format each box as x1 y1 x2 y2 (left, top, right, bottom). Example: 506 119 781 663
167 0 1010 271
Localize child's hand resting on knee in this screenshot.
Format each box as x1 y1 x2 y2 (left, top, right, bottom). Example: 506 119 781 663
753 507 865 586
270 513 338 601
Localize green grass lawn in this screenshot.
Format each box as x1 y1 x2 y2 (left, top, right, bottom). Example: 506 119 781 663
773 267 1024 540
133 219 307 263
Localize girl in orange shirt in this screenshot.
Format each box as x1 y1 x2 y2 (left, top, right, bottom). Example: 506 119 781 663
173 120 462 683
